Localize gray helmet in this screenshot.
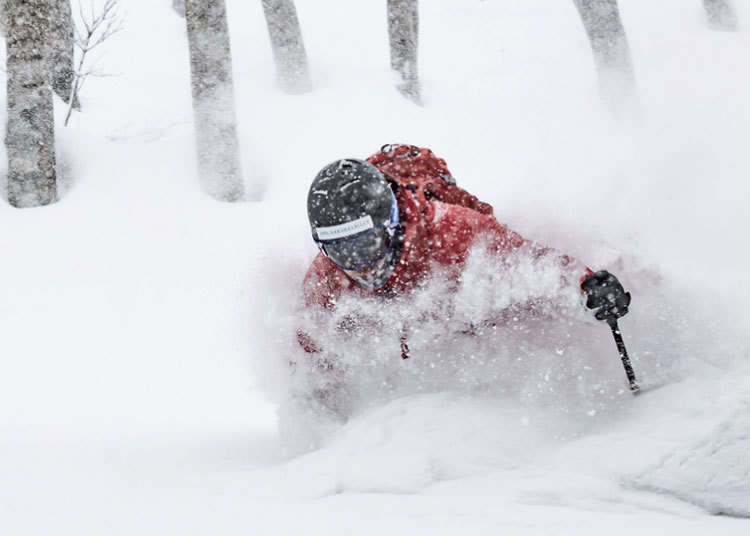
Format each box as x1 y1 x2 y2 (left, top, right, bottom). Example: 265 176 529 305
308 159 399 272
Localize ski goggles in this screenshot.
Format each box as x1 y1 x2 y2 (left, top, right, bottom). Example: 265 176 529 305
314 192 399 271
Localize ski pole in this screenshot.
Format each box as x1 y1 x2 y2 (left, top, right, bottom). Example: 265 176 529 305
607 318 639 393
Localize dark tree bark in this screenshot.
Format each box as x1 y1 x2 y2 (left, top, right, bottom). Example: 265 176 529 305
0 1 75 104
573 0 636 113
4 0 57 208
261 0 312 94
387 0 420 103
703 0 738 31
48 0 76 105
184 0 245 202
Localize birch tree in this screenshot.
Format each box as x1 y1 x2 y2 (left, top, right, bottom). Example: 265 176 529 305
261 0 311 94
1 1 75 105
184 0 245 202
573 0 636 112
4 0 57 208
703 0 738 31
387 0 420 103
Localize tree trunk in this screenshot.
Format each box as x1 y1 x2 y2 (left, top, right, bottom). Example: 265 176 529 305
5 0 57 208
387 0 420 103
261 0 312 94
48 0 76 106
703 0 738 31
573 0 636 113
184 0 245 202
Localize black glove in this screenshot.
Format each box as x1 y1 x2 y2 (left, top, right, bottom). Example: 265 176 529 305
581 270 631 322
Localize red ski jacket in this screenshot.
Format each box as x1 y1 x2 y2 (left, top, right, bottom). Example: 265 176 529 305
300 184 590 355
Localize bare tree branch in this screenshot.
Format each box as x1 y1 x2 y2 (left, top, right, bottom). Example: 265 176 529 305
65 0 123 126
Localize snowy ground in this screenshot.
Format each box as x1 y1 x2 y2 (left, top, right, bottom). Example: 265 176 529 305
1 0 750 533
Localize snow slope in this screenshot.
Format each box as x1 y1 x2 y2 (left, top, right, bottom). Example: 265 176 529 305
1 0 749 533
634 396 750 517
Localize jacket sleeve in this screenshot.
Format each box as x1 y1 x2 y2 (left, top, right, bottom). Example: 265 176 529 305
428 203 591 288
485 215 592 286
480 214 593 288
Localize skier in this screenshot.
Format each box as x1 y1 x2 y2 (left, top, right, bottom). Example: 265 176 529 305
299 144 630 358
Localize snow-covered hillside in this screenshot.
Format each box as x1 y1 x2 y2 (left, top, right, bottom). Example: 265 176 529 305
1 0 749 534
